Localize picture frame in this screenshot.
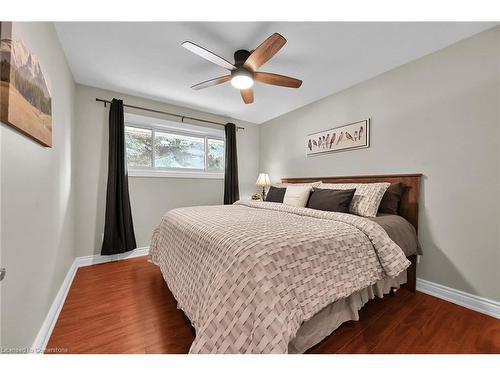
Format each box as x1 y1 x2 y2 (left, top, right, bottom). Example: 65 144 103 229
306 119 370 156
0 21 53 147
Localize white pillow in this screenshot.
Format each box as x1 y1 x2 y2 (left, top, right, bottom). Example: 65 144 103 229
319 182 390 217
283 185 312 207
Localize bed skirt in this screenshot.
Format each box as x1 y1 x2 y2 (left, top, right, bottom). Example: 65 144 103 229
288 271 407 353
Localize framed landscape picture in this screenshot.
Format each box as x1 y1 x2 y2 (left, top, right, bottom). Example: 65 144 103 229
306 119 370 156
0 22 52 147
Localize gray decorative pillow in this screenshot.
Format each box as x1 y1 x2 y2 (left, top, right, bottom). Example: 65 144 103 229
265 186 287 203
319 182 390 217
378 183 406 215
307 188 356 213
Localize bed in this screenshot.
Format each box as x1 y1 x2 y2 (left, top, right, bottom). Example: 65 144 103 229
149 173 422 354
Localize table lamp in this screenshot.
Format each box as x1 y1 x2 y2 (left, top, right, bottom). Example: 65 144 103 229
256 173 271 201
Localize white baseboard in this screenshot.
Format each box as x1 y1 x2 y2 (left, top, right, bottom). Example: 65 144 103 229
417 278 500 319
31 258 79 354
75 246 149 267
31 247 149 353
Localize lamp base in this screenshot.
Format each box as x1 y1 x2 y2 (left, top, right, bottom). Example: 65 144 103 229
261 187 266 201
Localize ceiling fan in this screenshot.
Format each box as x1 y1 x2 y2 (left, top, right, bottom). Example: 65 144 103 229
181 33 302 104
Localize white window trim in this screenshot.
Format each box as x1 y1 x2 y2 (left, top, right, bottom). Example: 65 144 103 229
128 168 224 179
124 112 225 179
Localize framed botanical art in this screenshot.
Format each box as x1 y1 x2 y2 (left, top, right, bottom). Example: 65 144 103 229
0 21 52 147
306 119 370 156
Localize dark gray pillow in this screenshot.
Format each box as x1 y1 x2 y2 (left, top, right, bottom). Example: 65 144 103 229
265 186 287 203
378 183 406 215
306 188 356 213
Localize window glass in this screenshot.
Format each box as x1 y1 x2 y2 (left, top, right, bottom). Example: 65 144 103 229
125 126 152 167
154 131 205 169
207 138 225 171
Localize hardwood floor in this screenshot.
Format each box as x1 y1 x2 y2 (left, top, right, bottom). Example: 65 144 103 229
46 256 500 354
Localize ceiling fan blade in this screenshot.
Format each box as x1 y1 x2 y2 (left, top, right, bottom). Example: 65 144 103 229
243 33 287 71
191 75 231 90
182 41 235 70
254 72 302 88
240 88 254 104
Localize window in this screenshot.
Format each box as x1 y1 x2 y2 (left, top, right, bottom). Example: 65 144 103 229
124 113 225 178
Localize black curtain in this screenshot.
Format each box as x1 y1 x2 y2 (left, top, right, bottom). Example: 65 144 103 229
224 123 239 204
101 99 137 255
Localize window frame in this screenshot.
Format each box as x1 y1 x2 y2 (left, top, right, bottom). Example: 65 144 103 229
124 113 225 179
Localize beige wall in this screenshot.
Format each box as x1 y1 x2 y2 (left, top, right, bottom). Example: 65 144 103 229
260 27 500 301
0 23 76 349
74 84 259 255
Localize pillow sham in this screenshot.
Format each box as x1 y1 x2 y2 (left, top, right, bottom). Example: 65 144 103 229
265 186 287 203
273 181 322 188
306 188 356 213
319 182 390 217
378 182 406 215
283 185 312 207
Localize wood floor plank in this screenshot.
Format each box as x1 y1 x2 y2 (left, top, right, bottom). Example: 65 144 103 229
335 290 420 353
46 256 500 354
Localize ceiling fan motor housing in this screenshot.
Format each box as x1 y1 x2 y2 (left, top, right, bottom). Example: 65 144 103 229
234 49 251 67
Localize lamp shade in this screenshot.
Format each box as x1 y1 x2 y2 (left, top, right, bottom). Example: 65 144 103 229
255 173 271 187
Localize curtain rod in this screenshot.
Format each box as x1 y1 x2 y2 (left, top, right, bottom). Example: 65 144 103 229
95 98 245 130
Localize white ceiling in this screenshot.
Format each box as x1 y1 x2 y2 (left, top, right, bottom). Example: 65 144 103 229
55 22 496 124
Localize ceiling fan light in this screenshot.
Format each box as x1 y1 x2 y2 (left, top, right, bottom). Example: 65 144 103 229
230 68 254 89
231 75 254 89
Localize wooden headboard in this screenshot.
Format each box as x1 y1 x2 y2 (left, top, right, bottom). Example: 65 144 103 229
281 173 422 231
